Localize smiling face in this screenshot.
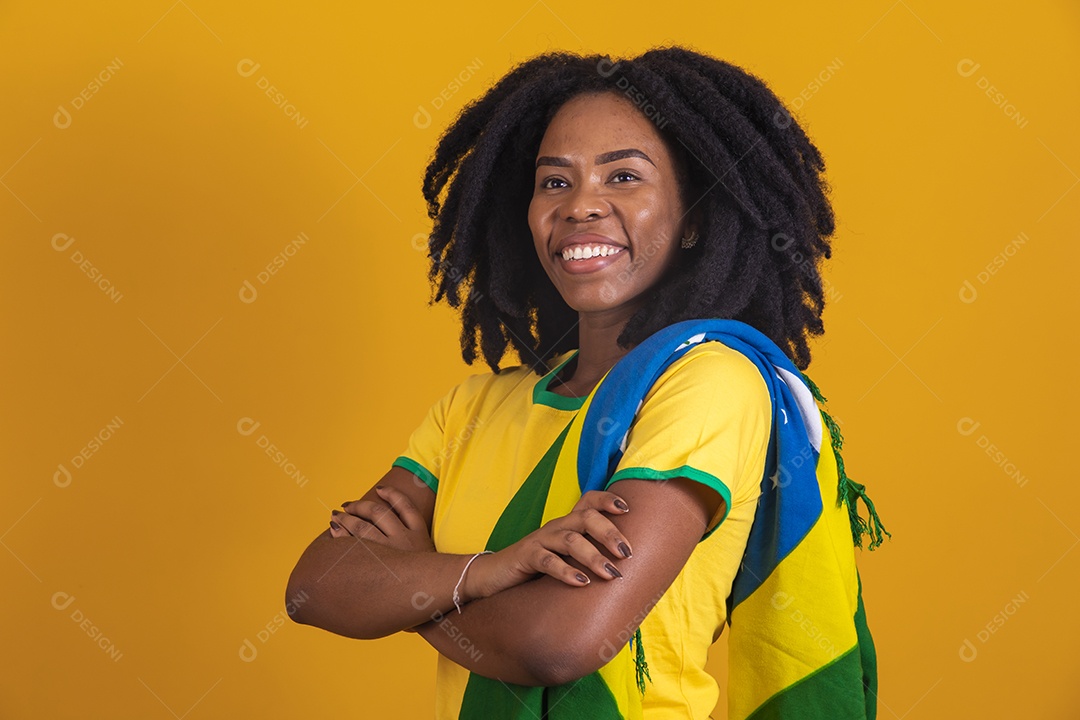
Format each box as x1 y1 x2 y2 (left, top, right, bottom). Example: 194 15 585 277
528 91 693 321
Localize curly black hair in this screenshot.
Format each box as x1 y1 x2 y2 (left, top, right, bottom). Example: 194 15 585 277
421 45 835 374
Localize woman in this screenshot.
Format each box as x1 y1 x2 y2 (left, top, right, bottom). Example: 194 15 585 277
287 46 885 719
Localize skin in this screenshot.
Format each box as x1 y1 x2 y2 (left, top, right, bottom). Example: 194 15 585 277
286 90 721 686
529 90 697 398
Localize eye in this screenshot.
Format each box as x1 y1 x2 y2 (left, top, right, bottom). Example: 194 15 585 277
539 176 568 190
611 171 639 183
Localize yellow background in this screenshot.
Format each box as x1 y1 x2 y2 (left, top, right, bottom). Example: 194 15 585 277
2 1 1077 717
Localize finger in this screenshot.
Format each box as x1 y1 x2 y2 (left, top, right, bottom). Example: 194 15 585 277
528 547 592 587
557 526 625 580
574 490 630 516
342 499 407 537
329 519 350 538
331 509 388 541
374 485 427 532
579 507 634 560
339 498 374 514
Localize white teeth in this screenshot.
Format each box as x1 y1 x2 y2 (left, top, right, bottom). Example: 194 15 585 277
561 245 624 261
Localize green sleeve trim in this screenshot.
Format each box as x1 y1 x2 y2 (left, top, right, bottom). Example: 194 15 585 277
605 465 732 541
391 456 438 493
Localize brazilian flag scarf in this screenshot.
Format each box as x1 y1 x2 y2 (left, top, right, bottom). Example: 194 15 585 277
456 318 888 719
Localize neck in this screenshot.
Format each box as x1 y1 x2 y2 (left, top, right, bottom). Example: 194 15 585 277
559 306 640 388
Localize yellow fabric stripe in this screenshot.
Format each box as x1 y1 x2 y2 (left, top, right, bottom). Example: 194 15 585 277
728 421 861 720
542 373 608 524
434 658 469 719
545 376 644 718
597 643 643 720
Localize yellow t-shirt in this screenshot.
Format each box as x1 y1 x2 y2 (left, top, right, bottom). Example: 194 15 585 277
392 340 771 719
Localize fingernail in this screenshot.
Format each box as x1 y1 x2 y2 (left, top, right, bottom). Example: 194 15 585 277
613 498 629 512
575 573 590 584
375 485 386 491
618 542 632 559
330 520 342 531
605 563 622 579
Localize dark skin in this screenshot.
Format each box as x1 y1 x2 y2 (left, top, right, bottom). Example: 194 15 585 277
528 91 699 396
286 91 720 686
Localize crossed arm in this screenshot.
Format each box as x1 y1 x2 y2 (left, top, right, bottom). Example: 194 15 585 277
286 464 722 686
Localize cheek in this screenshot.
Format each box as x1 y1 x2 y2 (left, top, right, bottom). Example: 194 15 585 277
633 190 679 236
629 187 665 221
527 197 539 229
528 200 550 249
624 195 681 272
626 203 665 248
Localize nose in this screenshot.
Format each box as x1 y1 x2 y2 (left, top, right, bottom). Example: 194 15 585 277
561 177 609 222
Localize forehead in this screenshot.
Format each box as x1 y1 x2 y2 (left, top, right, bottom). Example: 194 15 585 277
536 91 667 156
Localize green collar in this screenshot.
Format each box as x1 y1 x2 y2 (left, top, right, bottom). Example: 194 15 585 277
532 350 585 410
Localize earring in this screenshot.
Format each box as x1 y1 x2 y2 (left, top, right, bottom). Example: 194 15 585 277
680 230 699 249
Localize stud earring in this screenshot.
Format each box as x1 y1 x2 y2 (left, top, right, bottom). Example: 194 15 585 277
680 230 699 249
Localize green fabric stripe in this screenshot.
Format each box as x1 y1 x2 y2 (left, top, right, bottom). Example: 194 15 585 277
745 643 867 720
458 669 624 720
391 456 438 493
459 420 624 719
546 671 625 719
484 420 573 552
458 680 545 720
605 465 732 540
854 572 878 720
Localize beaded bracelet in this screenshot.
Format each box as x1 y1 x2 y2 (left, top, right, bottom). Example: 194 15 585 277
452 551 492 614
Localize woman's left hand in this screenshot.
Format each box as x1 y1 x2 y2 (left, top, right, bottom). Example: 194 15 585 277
329 485 436 553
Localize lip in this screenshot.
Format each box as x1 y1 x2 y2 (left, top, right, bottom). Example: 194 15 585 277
556 250 625 275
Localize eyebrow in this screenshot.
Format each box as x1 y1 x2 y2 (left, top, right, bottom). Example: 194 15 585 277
535 148 656 169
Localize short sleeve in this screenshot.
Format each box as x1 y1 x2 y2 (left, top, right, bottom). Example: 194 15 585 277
390 382 461 494
604 341 772 539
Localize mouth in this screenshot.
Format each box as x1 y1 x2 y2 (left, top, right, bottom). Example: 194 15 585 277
553 234 628 275
554 243 626 275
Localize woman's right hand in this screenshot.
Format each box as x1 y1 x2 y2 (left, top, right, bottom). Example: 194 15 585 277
465 490 634 601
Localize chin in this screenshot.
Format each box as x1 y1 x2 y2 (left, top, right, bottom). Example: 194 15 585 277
561 294 628 315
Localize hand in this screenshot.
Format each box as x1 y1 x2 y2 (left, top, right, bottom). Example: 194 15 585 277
465 490 633 600
329 485 436 553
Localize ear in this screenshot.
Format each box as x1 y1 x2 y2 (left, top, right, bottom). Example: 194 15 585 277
685 207 703 238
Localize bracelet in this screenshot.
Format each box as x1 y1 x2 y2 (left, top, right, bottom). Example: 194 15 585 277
452 551 492 614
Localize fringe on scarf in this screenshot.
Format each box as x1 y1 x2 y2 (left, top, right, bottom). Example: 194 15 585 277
800 373 892 551
632 627 652 695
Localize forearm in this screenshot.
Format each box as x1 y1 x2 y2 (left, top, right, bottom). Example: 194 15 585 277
286 529 476 640
415 478 718 686
417 563 614 686
414 590 552 686
415 587 551 686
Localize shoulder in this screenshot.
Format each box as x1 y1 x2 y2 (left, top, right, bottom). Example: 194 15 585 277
610 340 773 535
428 358 546 417
646 340 771 409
